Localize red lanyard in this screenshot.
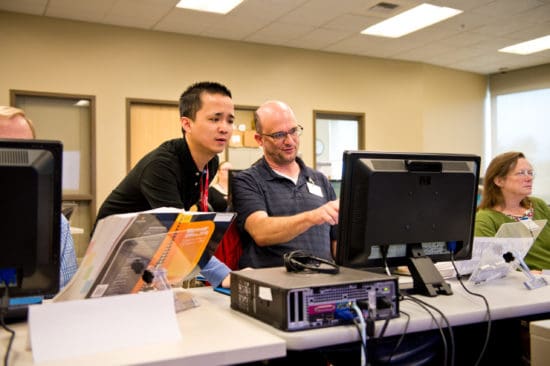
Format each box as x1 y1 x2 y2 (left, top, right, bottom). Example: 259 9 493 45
199 169 209 212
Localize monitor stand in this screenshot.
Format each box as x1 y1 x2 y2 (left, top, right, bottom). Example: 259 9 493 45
406 243 452 297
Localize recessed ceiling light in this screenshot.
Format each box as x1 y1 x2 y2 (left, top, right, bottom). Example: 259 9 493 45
499 34 550 55
361 3 463 38
175 0 244 14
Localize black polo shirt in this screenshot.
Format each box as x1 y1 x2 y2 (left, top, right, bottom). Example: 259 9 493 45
232 157 336 268
96 138 218 222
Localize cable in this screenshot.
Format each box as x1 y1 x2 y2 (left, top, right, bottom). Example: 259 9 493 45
0 286 15 366
402 295 449 366
351 301 367 366
380 245 392 276
405 294 455 366
0 317 14 366
283 250 339 274
386 310 411 364
450 252 492 366
377 303 394 339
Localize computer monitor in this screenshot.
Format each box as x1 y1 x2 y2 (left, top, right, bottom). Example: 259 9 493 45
0 139 62 300
335 151 480 296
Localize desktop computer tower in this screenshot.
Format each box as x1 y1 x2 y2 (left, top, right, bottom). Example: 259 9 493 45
230 266 399 331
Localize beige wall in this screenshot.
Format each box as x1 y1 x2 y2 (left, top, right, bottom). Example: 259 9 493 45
490 63 550 95
0 11 487 210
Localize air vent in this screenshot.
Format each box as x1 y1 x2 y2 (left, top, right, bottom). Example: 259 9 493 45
370 2 399 11
0 149 28 165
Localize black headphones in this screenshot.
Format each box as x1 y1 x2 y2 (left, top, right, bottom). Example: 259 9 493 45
284 250 340 275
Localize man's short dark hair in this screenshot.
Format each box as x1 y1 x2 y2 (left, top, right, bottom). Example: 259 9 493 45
179 81 232 119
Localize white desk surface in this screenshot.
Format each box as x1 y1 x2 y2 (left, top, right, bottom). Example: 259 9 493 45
1 287 286 366
4 271 550 364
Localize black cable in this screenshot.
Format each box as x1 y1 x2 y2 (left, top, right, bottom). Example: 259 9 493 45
0 286 15 366
284 250 339 274
377 304 394 339
404 294 455 366
402 295 449 366
0 316 15 366
386 310 411 364
450 252 492 366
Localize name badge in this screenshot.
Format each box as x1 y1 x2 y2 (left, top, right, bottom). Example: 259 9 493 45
307 182 324 197
521 219 539 232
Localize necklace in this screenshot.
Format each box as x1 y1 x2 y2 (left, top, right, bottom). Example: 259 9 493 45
504 204 534 221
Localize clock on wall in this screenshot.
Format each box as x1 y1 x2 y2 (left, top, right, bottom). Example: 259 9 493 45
316 139 324 155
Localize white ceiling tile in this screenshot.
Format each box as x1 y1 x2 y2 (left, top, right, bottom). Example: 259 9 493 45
1 0 548 75
288 28 351 50
102 0 177 29
201 16 271 41
503 23 550 42
154 8 223 34
471 0 547 17
323 14 379 32
244 21 314 42
46 0 116 22
229 0 308 22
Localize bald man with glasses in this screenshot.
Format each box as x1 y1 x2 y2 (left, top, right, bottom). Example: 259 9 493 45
232 101 339 269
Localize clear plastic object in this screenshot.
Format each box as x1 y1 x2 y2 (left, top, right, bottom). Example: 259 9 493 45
502 251 548 290
469 243 517 284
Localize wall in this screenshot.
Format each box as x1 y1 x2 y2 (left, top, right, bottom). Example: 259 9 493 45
0 11 487 209
490 64 550 95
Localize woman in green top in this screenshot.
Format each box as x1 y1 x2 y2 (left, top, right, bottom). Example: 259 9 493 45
475 151 550 271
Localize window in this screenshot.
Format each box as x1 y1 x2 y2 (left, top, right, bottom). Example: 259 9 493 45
490 88 550 202
314 111 364 180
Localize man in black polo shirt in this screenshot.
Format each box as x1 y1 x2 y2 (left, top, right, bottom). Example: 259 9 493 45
95 81 235 287
232 101 339 268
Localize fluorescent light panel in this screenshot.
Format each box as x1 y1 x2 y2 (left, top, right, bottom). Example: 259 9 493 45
361 3 463 38
499 35 550 55
176 0 243 14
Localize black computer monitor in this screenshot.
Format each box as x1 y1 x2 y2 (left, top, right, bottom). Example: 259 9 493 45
0 139 62 300
335 151 480 296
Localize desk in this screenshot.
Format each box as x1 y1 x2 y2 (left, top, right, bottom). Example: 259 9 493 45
248 270 550 350
3 271 550 365
0 288 286 366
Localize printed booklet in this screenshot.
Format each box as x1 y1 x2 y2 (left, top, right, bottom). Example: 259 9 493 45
54 208 235 301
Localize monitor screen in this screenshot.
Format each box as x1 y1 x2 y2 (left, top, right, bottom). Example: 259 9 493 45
335 151 480 296
0 139 62 299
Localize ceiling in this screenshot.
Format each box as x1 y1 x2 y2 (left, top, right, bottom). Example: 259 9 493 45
1 0 550 75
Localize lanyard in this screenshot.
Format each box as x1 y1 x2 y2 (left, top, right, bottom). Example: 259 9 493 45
199 169 209 212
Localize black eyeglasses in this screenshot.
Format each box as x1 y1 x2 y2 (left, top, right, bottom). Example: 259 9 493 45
260 125 303 142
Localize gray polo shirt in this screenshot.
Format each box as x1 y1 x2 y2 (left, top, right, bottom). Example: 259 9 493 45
232 157 337 268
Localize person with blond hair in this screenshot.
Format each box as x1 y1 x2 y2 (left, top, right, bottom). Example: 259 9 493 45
0 105 78 288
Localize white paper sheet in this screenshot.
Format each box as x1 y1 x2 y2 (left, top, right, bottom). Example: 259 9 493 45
28 290 182 363
62 151 80 190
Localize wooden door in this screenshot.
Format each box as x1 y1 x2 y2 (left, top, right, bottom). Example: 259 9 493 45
128 101 180 170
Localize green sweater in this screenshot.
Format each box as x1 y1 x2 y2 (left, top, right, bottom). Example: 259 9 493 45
475 196 550 270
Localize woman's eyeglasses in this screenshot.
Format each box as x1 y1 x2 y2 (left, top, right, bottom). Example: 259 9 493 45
260 125 303 142
513 169 535 177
